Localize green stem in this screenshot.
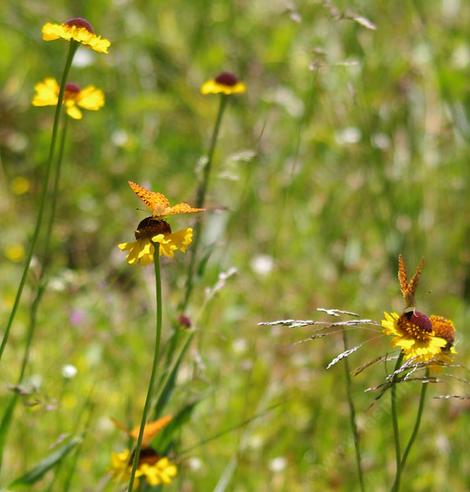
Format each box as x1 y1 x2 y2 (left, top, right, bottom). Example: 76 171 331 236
128 244 163 492
19 111 69 383
41 111 69 270
393 368 429 490
181 94 228 312
0 40 77 363
391 352 404 492
341 331 365 492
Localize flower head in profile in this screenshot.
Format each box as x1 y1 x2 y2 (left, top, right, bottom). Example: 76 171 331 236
118 181 204 265
381 255 456 363
201 71 246 95
110 448 177 487
42 17 110 53
32 78 105 119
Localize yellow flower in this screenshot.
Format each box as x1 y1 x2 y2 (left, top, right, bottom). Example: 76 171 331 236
119 182 202 266
110 449 177 488
381 311 454 362
201 71 246 95
32 78 105 120
4 244 25 263
10 176 31 195
118 226 193 265
41 17 110 54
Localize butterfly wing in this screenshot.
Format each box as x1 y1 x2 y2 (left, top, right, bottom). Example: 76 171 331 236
166 202 205 216
128 181 170 217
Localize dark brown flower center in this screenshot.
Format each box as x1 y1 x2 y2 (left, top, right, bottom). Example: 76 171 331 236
64 83 81 100
397 310 433 341
129 447 159 466
134 217 171 240
65 17 94 33
215 72 239 87
65 83 81 93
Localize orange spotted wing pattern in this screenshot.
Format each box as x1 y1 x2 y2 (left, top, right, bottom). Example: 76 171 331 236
398 254 424 307
128 181 204 218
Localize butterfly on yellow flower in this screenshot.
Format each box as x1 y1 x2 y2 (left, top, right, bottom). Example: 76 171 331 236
128 181 204 218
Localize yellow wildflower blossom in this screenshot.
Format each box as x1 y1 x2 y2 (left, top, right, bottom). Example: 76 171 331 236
41 17 110 54
381 311 454 362
201 71 246 95
4 245 25 263
32 78 104 120
10 176 31 195
119 182 202 266
110 449 177 488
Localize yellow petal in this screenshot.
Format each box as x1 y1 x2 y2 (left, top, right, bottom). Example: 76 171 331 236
77 86 105 111
65 101 82 119
32 78 59 106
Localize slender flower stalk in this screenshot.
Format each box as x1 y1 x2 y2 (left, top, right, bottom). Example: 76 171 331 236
128 244 163 492
392 368 429 492
391 352 404 492
341 331 365 492
0 41 77 363
181 94 227 311
41 111 69 267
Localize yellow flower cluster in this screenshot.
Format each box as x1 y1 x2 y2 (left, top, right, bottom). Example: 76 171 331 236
119 229 193 265
381 311 455 362
110 449 177 487
201 71 246 95
32 78 104 119
42 18 110 53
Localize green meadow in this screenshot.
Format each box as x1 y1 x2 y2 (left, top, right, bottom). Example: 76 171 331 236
0 1 469 490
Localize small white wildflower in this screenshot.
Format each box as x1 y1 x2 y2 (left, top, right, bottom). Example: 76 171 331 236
335 127 361 145
61 364 78 379
250 254 274 276
269 456 287 472
232 338 248 354
188 457 203 471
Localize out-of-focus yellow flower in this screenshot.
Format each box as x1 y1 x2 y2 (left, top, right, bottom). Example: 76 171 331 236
201 71 246 95
41 17 110 54
118 182 202 266
10 177 31 195
4 245 25 263
381 311 455 362
32 78 105 120
110 449 177 488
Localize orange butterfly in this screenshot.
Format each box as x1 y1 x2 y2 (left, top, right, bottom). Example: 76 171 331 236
112 415 173 447
128 181 204 218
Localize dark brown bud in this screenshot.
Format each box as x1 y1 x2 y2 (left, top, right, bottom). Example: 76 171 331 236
215 72 239 87
178 314 192 329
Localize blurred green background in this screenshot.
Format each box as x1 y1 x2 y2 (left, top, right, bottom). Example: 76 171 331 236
0 0 469 490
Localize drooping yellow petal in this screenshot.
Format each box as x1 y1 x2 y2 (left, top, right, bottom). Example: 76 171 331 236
41 22 111 54
65 101 82 119
77 86 105 110
201 79 246 95
32 78 59 106
152 228 193 257
118 239 155 265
